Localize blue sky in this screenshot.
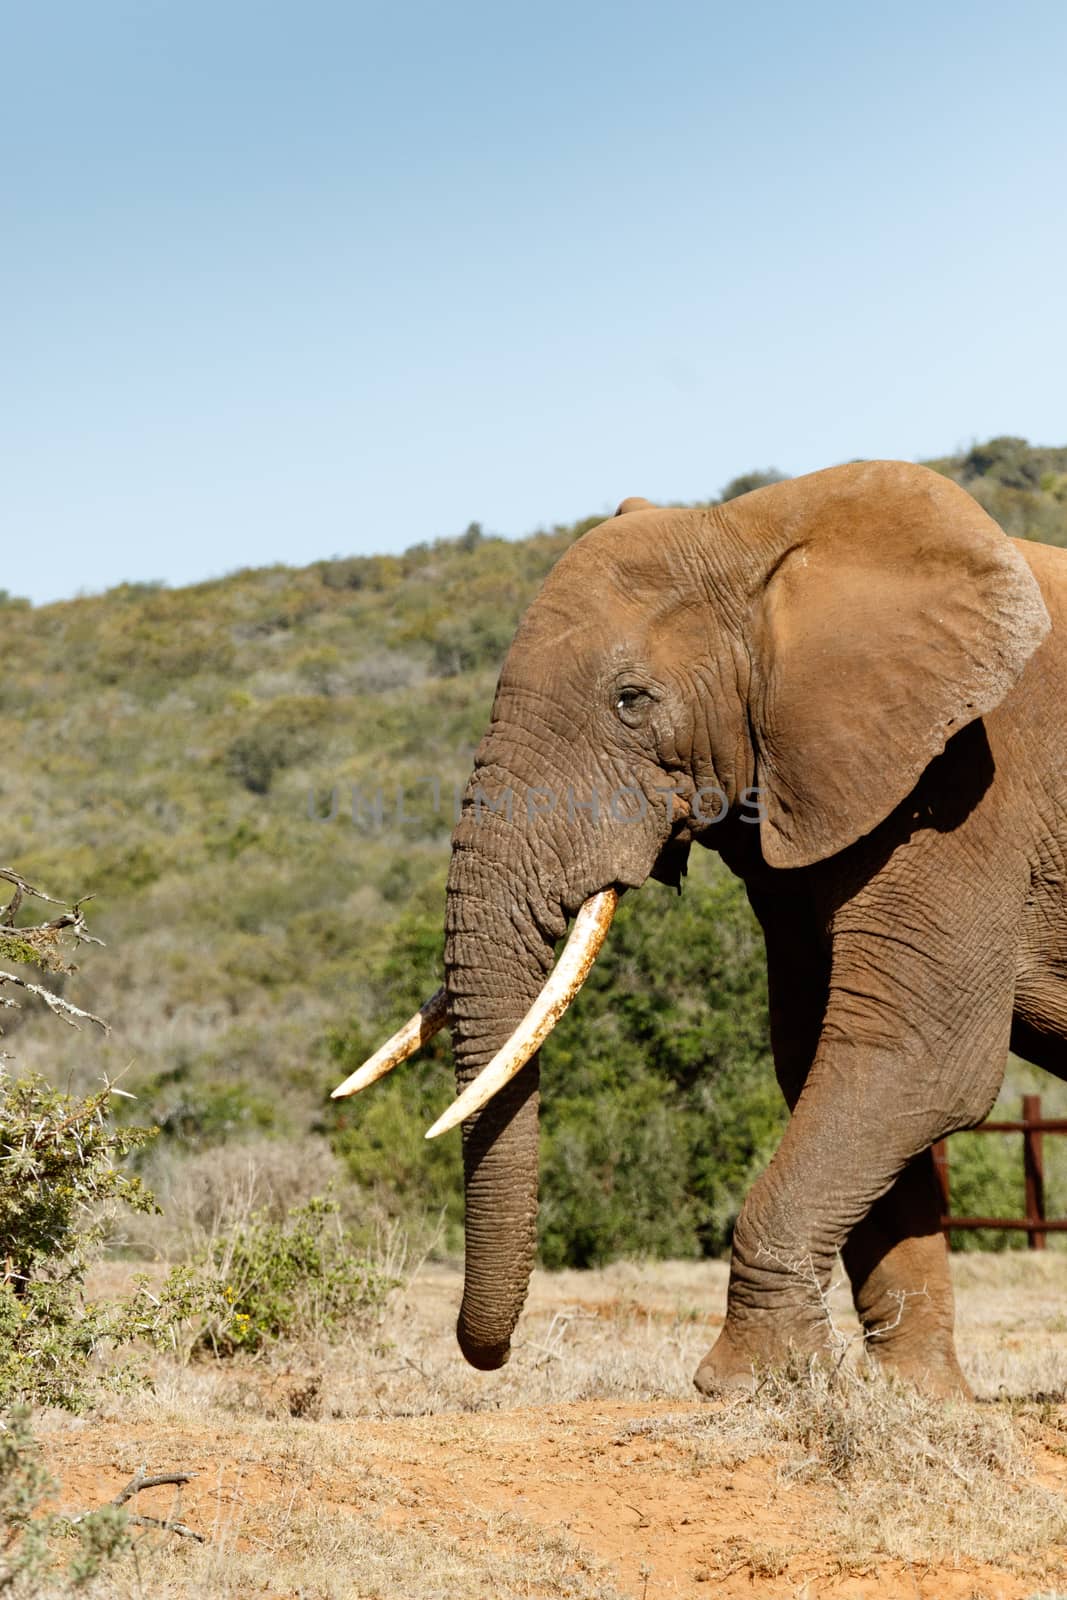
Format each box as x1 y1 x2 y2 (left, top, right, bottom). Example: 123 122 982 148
4 1 1065 604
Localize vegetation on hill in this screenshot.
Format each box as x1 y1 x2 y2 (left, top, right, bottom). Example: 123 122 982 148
1 439 1065 1266
927 435 1067 545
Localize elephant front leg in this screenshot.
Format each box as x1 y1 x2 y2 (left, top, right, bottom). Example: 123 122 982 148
842 1149 970 1397
694 979 1012 1397
693 1147 847 1393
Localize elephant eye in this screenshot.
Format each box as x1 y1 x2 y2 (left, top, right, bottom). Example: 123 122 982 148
614 687 652 727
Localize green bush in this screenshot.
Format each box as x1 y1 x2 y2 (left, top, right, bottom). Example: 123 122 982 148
930 436 1067 547
0 1072 397 1396
330 1064 463 1239
92 615 235 689
429 611 516 677
539 1079 702 1266
538 857 781 1265
152 1083 277 1146
224 695 332 793
962 435 1043 490
718 468 788 501
0 874 216 1407
0 1406 129 1595
0 1073 156 1284
0 1072 163 1410
942 1120 1043 1253
328 888 463 1238
186 1194 400 1355
316 554 402 591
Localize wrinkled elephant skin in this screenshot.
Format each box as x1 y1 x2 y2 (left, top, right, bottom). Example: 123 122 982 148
427 462 1066 1394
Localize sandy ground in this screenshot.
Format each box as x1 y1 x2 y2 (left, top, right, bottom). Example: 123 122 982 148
39 1254 1067 1599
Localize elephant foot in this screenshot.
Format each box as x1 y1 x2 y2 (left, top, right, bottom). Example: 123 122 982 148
864 1340 973 1399
692 1320 820 1396
693 1345 756 1397
694 1323 973 1402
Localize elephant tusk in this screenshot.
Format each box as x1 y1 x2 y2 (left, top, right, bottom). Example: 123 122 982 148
330 987 448 1099
424 888 619 1140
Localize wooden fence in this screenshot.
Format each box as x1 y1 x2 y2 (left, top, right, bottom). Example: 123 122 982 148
933 1094 1067 1249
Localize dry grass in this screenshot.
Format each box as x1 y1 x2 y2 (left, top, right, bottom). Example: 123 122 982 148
627 1365 1067 1565
37 1396 630 1599
104 1258 725 1422
33 1252 1067 1598
78 1487 627 1600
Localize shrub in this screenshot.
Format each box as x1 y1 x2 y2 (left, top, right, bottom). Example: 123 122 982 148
962 435 1042 490
152 1083 277 1146
537 857 781 1265
316 554 402 591
0 1406 129 1595
0 1073 393 1396
718 469 788 501
0 866 110 1032
539 1080 702 1266
93 616 235 689
429 611 516 677
0 1071 161 1410
328 891 463 1242
943 1128 1027 1253
0 1073 156 1284
224 695 332 793
0 872 204 1408
330 1065 463 1243
184 1193 400 1355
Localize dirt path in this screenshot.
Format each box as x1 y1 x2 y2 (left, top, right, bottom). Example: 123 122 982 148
43 1256 1067 1597
47 1398 1067 1599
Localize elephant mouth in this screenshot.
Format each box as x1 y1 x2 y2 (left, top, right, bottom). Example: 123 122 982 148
649 833 691 891
331 887 620 1132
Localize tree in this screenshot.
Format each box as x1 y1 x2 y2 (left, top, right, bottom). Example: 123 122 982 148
718 469 788 502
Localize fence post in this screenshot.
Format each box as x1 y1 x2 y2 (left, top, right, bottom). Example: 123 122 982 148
932 1140 951 1241
1023 1093 1046 1250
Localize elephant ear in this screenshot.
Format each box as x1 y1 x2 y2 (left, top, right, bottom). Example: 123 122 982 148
743 462 1051 870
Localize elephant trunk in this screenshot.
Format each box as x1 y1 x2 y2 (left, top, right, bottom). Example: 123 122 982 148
444 817 558 1369
454 1061 541 1368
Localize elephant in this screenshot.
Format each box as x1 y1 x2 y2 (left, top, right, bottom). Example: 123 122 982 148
335 460 1067 1398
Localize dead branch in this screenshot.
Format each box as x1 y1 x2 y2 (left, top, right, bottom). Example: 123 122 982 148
0 971 108 1031
70 1469 206 1544
0 867 108 1032
0 865 105 950
112 1471 196 1506
754 1242 928 1371
123 1512 205 1542
0 867 75 917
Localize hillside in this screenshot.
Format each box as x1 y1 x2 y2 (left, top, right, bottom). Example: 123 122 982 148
926 435 1067 541
2 438 1066 1262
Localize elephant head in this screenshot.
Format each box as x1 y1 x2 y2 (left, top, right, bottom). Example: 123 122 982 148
335 460 1049 1370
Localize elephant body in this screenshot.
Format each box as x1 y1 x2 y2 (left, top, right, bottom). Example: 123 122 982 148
709 537 1067 1391
438 461 1066 1393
